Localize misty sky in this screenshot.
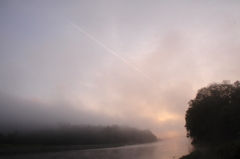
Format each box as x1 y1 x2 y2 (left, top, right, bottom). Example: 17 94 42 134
0 0 240 138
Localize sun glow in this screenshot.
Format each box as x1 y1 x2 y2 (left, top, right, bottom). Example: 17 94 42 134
157 111 177 122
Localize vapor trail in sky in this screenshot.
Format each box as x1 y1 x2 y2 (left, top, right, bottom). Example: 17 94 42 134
68 20 162 87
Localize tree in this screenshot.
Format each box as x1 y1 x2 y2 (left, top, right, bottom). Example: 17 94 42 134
185 81 240 145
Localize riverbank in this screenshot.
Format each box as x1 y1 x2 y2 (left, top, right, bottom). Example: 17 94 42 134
0 140 162 155
0 143 128 155
0 138 190 159
179 140 240 159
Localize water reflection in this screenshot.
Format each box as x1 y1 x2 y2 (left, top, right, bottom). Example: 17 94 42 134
2 137 192 159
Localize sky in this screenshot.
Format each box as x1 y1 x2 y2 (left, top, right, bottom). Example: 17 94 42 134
0 0 240 138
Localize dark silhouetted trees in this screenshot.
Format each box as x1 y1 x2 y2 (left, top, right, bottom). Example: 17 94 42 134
185 80 240 145
0 124 157 145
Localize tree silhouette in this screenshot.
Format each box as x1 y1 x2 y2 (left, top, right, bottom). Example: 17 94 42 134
0 124 157 145
185 80 240 145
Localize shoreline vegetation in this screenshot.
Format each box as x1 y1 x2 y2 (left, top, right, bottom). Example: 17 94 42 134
0 143 141 155
180 140 240 159
0 124 158 155
180 81 240 159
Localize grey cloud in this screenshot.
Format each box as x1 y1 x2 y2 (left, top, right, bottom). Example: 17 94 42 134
0 92 183 138
1 0 240 138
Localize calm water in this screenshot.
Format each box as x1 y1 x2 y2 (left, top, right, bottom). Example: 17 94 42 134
1 137 192 159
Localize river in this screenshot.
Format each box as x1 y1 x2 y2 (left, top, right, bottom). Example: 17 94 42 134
1 137 192 159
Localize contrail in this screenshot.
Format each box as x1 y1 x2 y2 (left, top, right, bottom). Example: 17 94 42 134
68 20 162 87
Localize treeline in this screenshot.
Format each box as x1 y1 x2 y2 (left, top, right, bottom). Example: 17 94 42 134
0 124 157 145
185 80 240 145
181 81 240 159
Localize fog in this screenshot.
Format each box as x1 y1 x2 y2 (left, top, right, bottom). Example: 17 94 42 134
0 0 240 138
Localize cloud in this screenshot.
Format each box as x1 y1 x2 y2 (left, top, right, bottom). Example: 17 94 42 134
0 90 186 138
1 0 240 139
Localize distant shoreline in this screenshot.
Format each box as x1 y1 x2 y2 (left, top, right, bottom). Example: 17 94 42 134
0 144 126 155
0 141 158 155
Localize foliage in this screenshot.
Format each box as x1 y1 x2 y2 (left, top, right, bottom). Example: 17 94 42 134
179 150 201 159
0 124 157 145
218 140 240 159
185 80 240 145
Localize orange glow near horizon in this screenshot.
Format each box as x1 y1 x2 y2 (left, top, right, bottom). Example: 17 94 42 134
157 111 177 122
